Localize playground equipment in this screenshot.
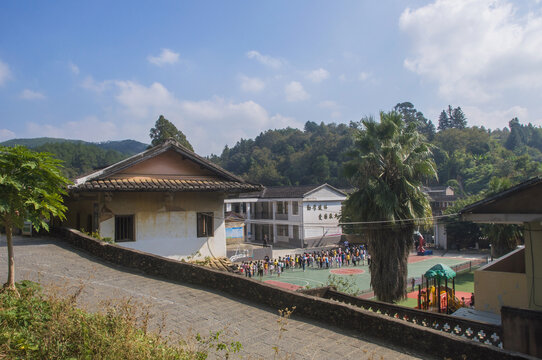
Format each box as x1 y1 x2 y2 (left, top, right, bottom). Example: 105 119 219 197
417 263 463 313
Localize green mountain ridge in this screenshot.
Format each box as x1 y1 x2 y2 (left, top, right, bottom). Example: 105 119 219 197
0 137 148 155
0 137 148 179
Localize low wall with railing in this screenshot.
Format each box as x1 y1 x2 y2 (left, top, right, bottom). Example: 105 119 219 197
302 287 503 348
55 227 529 360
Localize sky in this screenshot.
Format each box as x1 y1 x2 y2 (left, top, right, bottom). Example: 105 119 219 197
1 0 542 155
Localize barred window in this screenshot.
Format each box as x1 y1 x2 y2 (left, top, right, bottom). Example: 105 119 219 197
197 212 214 237
115 215 134 242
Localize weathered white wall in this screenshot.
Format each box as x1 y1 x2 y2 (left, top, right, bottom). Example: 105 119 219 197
66 191 226 259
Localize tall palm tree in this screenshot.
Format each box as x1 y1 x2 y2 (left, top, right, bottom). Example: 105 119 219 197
343 111 437 303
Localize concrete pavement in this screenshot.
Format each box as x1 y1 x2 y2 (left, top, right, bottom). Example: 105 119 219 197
0 236 434 359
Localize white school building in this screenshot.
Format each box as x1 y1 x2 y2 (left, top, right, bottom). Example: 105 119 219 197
224 184 347 248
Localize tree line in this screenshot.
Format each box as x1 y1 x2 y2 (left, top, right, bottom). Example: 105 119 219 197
211 103 542 196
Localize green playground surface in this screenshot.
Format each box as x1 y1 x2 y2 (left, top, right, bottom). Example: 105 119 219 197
260 255 478 293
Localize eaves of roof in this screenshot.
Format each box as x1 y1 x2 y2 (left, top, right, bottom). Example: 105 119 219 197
459 176 542 214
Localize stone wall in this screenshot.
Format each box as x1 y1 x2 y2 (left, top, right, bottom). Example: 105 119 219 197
57 227 530 360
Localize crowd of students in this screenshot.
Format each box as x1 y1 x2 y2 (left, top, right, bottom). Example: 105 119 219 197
239 244 370 278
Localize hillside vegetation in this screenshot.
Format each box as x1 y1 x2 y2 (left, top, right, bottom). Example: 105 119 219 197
4 105 541 194
211 105 542 196
0 138 148 179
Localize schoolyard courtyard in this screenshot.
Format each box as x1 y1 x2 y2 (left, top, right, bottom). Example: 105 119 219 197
260 253 483 299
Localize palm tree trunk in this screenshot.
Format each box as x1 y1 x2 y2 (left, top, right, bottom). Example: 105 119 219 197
368 225 413 303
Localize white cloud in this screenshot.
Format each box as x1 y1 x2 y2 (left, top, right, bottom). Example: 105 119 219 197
75 77 299 154
358 72 370 81
20 89 46 100
239 75 265 92
319 100 339 109
306 68 330 83
462 105 530 129
69 62 80 75
26 117 117 142
269 114 300 129
285 81 309 102
115 81 178 119
175 97 300 153
400 0 542 102
180 98 270 126
111 80 298 152
147 48 180 66
81 76 111 92
0 129 15 141
331 111 342 119
246 50 283 68
0 59 11 86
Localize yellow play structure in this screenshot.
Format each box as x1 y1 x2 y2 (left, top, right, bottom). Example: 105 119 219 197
417 263 465 314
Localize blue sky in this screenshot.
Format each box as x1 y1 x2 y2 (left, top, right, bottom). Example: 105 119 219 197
1 0 542 155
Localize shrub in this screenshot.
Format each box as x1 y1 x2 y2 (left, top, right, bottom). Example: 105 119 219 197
0 281 241 359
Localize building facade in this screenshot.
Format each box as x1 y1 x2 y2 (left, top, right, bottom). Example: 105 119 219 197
424 186 457 249
64 140 260 259
225 184 347 247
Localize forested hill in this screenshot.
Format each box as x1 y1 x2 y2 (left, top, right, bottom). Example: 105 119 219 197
210 116 542 196
209 122 354 188
1 138 148 179
0 138 148 155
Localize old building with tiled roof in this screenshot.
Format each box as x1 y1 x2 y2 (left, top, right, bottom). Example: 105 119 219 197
63 139 261 259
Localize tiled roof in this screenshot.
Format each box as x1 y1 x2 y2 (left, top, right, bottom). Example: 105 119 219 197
71 178 260 192
237 184 347 199
69 139 261 194
237 185 319 199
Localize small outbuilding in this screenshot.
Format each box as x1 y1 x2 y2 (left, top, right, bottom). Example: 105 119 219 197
460 176 542 357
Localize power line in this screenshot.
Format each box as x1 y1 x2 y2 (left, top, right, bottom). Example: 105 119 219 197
338 213 458 226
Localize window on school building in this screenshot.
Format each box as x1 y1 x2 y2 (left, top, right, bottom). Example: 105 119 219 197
277 224 289 237
276 201 289 214
292 201 299 215
115 215 134 242
197 212 214 237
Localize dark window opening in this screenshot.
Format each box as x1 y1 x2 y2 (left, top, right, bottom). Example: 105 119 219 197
115 215 134 242
197 212 214 237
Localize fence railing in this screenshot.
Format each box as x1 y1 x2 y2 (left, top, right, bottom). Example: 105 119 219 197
312 287 503 348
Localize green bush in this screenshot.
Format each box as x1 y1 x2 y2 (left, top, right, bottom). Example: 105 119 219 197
0 281 241 359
